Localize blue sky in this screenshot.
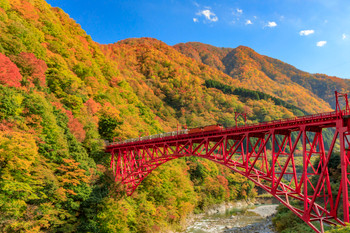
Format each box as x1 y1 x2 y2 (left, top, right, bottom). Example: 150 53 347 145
47 0 350 79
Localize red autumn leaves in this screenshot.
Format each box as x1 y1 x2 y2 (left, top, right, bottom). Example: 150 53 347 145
0 52 47 88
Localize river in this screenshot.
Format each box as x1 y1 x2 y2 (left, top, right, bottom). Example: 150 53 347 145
186 203 278 233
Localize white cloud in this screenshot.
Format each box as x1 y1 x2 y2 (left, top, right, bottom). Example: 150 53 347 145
193 1 200 7
266 21 277 27
245 20 252 25
197 9 218 22
193 18 198 23
236 8 243 14
299 30 314 36
343 33 347 40
316 41 327 47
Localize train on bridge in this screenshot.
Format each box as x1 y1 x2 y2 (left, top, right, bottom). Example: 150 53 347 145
110 124 223 145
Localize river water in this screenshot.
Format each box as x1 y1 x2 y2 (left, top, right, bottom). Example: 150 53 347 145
186 204 278 233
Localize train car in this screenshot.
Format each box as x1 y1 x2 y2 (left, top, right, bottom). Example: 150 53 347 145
202 124 223 132
188 124 223 134
188 127 203 134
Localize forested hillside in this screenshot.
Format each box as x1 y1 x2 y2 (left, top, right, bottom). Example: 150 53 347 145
0 0 283 231
174 42 348 110
100 38 303 127
0 0 349 232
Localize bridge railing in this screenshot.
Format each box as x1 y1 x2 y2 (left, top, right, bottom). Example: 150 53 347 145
107 109 348 147
223 110 341 133
108 129 189 146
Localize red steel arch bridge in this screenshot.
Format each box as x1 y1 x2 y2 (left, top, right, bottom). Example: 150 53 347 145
106 92 350 233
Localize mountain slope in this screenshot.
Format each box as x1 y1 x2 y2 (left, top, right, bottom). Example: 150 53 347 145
0 0 170 231
100 38 305 127
0 1 270 232
174 42 233 72
174 42 343 111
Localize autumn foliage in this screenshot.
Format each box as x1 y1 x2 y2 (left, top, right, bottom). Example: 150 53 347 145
0 0 347 232
65 110 86 142
11 52 48 87
174 42 339 113
0 53 22 88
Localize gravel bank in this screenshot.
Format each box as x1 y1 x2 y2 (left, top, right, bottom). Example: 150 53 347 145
224 205 278 233
247 205 278 218
223 216 276 233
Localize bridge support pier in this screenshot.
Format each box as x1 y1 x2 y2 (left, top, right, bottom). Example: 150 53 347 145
340 128 350 223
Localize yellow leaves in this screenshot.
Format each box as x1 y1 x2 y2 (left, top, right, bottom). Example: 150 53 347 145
38 202 69 228
97 197 132 233
66 189 77 195
0 0 10 11
55 158 89 196
3 199 27 217
0 131 39 172
99 102 121 121
55 187 67 201
177 201 195 220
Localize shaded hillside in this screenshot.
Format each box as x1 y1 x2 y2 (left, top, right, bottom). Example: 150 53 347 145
174 42 342 111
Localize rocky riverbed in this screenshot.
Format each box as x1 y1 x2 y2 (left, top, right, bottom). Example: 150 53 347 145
185 203 278 233
224 205 277 233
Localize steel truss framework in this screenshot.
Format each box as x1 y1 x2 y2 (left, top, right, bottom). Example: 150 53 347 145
106 93 350 233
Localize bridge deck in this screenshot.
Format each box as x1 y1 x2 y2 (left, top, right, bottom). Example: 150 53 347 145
106 110 348 151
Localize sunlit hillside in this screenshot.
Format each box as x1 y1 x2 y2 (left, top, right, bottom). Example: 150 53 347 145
0 0 348 232
175 42 348 111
